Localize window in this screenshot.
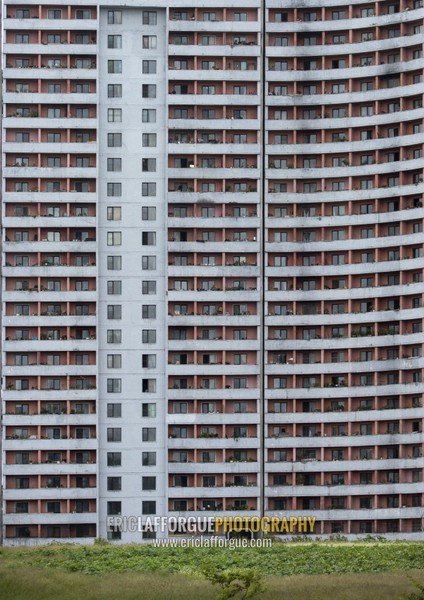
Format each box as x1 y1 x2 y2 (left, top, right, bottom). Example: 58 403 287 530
107 281 122 295
47 502 61 513
142 428 156 442
142 403 157 418
142 452 156 466
142 133 157 147
107 379 121 394
108 108 122 123
142 159 156 173
107 83 122 98
143 11 157 24
142 182 156 196
15 33 29 44
108 305 122 319
142 330 156 344
107 354 122 369
143 36 157 49
107 10 122 25
47 9 62 19
142 109 156 123
75 280 88 291
107 158 122 172
107 452 121 467
107 232 122 246
107 133 122 147
106 33 122 49
107 404 122 418
142 84 156 98
142 232 156 246
107 330 122 343
137 304 155 321
142 256 156 271
142 281 156 294
107 207 121 221
16 9 30 18
142 355 156 369
107 183 122 197
142 60 157 74
333 34 346 44
107 477 121 492
142 476 156 490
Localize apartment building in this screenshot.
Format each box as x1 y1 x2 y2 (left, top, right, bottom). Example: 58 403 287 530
1 0 424 544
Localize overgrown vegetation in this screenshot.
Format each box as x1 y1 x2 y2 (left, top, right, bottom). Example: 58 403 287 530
0 543 424 600
203 566 266 600
2 540 423 577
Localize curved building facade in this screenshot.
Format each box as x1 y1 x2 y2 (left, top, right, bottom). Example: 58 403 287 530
1 0 424 544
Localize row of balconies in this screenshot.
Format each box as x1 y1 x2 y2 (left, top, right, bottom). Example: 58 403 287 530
166 62 422 90
3 318 96 330
166 209 422 225
167 287 418 306
3 292 97 303
266 30 423 56
165 383 424 401
171 176 422 193
165 271 421 289
266 59 424 83
165 371 424 390
4 449 96 465
3 415 96 427
165 79 422 103
166 5 420 28
4 487 97 501
169 457 423 474
3 427 97 450
3 513 96 526
267 131 424 153
167 322 421 340
266 207 423 225
165 326 423 344
165 408 422 426
264 160 424 179
4 372 96 387
167 304 419 321
4 92 97 105
166 425 423 440
166 258 422 276
5 156 97 168
167 18 420 45
167 492 423 511
166 357 422 375
4 261 96 273
4 7 97 21
265 381 424 400
5 54 96 68
4 181 96 194
3 218 96 229
167 446 423 464
168 235 421 253
167 148 419 170
166 32 421 60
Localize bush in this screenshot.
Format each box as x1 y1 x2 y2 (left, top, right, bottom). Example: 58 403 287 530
203 566 267 600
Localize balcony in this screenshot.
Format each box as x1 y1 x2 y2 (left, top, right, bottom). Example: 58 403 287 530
3 389 97 401
3 512 96 525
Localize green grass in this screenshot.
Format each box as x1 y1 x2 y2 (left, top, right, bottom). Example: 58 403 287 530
0 565 423 600
0 542 423 599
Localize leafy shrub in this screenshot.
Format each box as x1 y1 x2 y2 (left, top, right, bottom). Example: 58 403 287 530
404 578 424 600
203 566 266 600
